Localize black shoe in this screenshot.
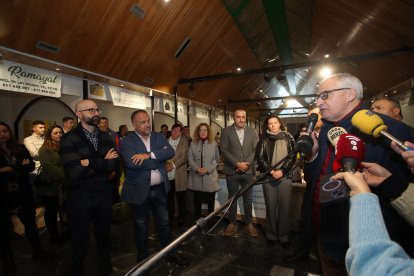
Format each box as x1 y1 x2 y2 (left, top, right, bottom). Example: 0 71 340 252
284 252 308 262
167 253 190 266
278 241 290 249
267 239 276 247
32 249 54 261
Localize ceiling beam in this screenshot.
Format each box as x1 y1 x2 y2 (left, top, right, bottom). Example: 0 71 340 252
178 47 412 84
229 93 316 103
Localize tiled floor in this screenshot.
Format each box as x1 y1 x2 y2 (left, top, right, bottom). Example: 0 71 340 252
6 203 321 275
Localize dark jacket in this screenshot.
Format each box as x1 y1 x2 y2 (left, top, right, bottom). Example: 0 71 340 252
304 103 414 262
60 124 120 196
0 144 35 209
255 131 296 176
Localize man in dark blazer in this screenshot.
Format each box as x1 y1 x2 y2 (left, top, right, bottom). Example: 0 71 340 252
220 109 259 237
120 110 188 265
60 99 120 276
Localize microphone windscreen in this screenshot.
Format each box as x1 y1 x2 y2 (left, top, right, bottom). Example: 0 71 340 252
327 127 347 147
351 109 388 137
335 134 365 171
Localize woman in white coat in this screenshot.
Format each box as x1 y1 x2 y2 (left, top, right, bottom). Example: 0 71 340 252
187 123 220 220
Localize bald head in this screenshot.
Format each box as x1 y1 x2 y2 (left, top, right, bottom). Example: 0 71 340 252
75 99 101 128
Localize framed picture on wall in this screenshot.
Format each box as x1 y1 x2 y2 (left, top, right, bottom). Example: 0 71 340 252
88 82 107 100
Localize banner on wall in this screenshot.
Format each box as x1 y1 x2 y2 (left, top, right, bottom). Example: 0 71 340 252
215 110 224 121
108 86 146 109
88 82 108 100
0 60 61 97
195 106 209 119
163 99 185 115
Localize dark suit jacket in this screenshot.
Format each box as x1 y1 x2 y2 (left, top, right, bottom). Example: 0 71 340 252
120 131 174 205
220 125 258 175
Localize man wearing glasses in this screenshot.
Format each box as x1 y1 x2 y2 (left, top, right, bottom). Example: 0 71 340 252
60 99 120 276
302 73 413 275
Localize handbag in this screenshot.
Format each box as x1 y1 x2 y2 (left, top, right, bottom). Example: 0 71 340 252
35 166 54 187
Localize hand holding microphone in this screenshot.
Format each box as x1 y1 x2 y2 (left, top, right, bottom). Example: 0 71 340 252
351 109 412 151
296 112 319 156
391 141 414 174
331 171 371 197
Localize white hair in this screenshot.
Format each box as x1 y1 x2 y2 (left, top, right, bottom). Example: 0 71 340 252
320 73 363 99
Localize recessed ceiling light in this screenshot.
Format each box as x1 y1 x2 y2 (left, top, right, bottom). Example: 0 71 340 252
120 84 124 87
236 66 242 72
324 53 330 58
55 68 60 71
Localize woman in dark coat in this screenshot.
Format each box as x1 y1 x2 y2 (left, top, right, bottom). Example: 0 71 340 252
0 121 47 274
255 114 296 247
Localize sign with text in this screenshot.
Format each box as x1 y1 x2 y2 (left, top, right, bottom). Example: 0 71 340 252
0 61 61 97
108 85 146 109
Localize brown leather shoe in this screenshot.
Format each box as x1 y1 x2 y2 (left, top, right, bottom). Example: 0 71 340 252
246 223 258 237
223 223 237 236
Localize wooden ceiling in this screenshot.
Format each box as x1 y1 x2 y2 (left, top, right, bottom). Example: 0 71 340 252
1 0 413 119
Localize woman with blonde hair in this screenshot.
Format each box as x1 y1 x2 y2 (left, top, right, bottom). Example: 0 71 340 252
187 123 220 220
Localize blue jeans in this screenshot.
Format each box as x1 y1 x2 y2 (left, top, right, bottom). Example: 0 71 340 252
226 173 254 224
130 184 172 261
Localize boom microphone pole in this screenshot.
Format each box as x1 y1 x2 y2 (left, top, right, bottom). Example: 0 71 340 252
125 148 302 276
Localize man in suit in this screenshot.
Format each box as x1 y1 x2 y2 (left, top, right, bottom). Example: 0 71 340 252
60 99 120 276
120 110 188 264
220 109 259 237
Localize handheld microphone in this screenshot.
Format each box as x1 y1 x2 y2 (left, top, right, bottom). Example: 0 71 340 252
351 109 412 151
320 133 365 204
296 113 319 154
333 134 365 172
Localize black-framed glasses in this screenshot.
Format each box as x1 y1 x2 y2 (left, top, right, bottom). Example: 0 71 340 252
316 87 350 101
78 108 101 114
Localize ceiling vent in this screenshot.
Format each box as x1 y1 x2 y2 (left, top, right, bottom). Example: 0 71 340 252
36 41 60 53
130 3 145 19
174 37 191 58
144 77 154 84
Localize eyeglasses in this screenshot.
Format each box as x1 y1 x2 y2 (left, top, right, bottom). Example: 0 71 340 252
316 88 350 101
78 108 101 114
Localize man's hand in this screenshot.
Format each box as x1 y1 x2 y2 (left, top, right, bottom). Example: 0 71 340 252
131 153 150 165
0 166 14 173
236 162 250 173
166 161 174 172
391 141 414 174
80 159 89 167
360 162 392 187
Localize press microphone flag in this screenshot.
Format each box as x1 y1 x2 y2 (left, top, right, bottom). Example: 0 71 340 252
333 134 365 172
351 109 411 151
327 127 347 148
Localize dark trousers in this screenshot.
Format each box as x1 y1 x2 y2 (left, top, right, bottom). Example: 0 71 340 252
130 184 172 261
167 180 176 222
65 189 112 276
176 191 186 221
41 195 61 242
193 191 215 220
226 174 254 224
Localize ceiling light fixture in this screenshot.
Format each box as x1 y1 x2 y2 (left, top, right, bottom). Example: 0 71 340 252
324 53 330 58
236 66 242 72
320 67 332 78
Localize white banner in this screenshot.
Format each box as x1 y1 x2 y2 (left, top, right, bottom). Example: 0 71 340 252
215 110 224 121
108 86 146 109
0 60 61 97
195 106 209 119
216 178 266 219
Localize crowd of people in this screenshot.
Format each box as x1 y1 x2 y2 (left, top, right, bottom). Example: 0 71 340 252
1 72 413 275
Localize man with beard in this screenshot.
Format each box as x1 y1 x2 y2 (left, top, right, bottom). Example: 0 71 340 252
60 99 120 276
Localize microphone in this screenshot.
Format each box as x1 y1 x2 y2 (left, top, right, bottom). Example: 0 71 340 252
296 113 319 154
320 133 365 204
327 126 347 148
351 109 412 151
333 134 365 172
